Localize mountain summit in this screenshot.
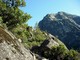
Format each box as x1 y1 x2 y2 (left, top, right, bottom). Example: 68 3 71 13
38 12 80 50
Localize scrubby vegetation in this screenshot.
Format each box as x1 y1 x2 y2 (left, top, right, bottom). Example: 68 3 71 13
11 24 47 48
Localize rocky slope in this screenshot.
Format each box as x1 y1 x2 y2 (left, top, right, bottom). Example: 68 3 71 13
38 12 80 50
0 27 36 60
0 26 68 60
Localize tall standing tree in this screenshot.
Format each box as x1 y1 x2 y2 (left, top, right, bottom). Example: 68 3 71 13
0 0 31 29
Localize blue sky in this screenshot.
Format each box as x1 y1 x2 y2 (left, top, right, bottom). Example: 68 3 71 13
20 0 80 27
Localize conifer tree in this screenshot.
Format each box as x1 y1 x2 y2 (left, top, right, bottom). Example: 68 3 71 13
0 0 31 29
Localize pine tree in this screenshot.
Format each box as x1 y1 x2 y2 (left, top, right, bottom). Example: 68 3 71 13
0 0 31 29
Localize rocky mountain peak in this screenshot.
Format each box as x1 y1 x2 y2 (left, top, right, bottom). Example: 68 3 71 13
55 12 69 19
38 12 80 50
43 14 56 21
57 11 66 15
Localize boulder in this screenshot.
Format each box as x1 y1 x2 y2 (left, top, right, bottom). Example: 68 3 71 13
40 34 59 50
40 34 67 51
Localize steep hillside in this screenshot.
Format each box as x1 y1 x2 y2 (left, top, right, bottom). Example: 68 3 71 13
0 27 36 60
39 12 80 50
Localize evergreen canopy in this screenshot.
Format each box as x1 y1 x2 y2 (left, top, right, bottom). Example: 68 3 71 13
0 0 31 29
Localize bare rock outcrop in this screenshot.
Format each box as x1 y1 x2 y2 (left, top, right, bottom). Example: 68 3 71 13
0 27 36 60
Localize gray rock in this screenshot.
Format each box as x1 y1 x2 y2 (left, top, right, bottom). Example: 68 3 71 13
40 38 59 49
40 34 67 50
0 27 36 60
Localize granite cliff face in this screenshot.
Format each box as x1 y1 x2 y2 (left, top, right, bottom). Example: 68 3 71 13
39 12 80 50
0 27 36 60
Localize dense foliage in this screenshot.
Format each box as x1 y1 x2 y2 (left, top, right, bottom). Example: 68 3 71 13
0 0 31 29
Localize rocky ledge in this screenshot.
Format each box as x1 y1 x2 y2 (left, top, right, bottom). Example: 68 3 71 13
0 27 36 60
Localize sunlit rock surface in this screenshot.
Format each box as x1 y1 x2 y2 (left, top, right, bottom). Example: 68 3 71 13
0 27 36 60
